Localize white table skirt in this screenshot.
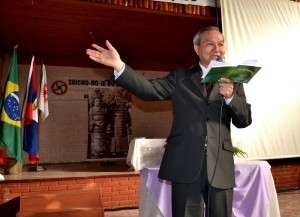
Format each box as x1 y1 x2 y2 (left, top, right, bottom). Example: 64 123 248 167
126 138 166 171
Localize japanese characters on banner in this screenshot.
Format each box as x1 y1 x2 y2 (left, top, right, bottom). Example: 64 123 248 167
153 0 219 7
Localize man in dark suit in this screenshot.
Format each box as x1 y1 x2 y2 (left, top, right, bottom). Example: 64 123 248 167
86 26 252 217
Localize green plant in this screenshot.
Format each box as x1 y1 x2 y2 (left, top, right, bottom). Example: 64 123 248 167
233 146 248 159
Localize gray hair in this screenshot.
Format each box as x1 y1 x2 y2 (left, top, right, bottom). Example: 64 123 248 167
193 26 222 45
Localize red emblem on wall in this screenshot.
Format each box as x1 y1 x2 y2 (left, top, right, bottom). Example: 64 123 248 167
51 80 68 95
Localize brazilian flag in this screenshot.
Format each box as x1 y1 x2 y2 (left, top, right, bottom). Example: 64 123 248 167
0 47 22 163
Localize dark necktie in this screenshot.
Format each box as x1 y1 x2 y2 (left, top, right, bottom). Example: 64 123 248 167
205 83 214 95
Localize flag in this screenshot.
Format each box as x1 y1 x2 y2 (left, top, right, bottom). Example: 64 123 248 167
0 149 8 164
23 56 39 164
38 64 49 121
0 46 22 163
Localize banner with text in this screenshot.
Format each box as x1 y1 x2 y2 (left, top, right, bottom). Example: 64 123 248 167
48 74 116 101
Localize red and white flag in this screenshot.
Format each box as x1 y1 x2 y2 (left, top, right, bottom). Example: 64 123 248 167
38 64 49 121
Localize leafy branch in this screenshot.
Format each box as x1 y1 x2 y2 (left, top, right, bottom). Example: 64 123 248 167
233 146 248 159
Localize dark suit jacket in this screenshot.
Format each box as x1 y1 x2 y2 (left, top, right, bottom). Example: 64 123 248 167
114 63 252 189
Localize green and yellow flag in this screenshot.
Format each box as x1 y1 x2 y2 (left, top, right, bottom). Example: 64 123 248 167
0 46 22 163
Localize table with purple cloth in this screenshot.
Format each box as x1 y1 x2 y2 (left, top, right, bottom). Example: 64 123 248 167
139 161 280 217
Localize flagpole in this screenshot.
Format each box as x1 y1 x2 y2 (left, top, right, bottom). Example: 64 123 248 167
37 60 41 172
36 61 48 172
36 62 45 172
36 109 45 172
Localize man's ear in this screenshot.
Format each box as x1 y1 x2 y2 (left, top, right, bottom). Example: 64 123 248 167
193 44 199 55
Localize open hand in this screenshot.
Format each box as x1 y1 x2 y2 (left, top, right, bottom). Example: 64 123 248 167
86 40 124 72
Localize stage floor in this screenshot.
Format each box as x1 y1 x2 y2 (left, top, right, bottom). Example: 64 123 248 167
104 189 300 217
1 160 138 181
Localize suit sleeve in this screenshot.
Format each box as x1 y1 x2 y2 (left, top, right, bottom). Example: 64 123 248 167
227 83 252 128
114 64 176 101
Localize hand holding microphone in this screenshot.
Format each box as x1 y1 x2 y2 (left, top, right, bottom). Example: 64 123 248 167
218 78 234 99
216 57 234 99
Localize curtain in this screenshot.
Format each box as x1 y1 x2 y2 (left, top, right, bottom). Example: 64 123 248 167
221 0 300 159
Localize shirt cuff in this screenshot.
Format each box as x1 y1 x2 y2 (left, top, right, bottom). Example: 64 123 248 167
113 63 125 79
224 95 233 105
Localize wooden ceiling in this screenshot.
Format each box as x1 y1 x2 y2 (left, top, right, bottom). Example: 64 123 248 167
0 0 221 71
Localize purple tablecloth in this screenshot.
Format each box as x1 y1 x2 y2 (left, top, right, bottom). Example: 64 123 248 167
140 161 277 217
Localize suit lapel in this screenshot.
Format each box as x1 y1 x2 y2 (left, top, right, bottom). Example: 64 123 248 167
190 64 206 97
208 83 219 99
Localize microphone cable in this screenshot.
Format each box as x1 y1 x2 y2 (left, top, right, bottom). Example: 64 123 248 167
206 98 224 217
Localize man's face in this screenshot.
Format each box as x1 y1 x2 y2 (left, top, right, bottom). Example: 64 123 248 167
194 29 226 68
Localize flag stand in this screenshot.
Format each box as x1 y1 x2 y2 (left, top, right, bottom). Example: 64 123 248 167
36 162 45 172
27 162 45 172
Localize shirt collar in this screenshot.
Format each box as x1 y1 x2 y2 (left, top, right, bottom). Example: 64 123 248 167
199 63 208 78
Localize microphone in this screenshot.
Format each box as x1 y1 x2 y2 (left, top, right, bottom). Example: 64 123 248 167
216 56 223 62
217 57 225 83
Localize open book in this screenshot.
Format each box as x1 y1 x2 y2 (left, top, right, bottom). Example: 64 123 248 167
201 60 262 83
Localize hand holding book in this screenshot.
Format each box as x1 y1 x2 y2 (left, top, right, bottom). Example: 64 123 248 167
201 59 262 83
